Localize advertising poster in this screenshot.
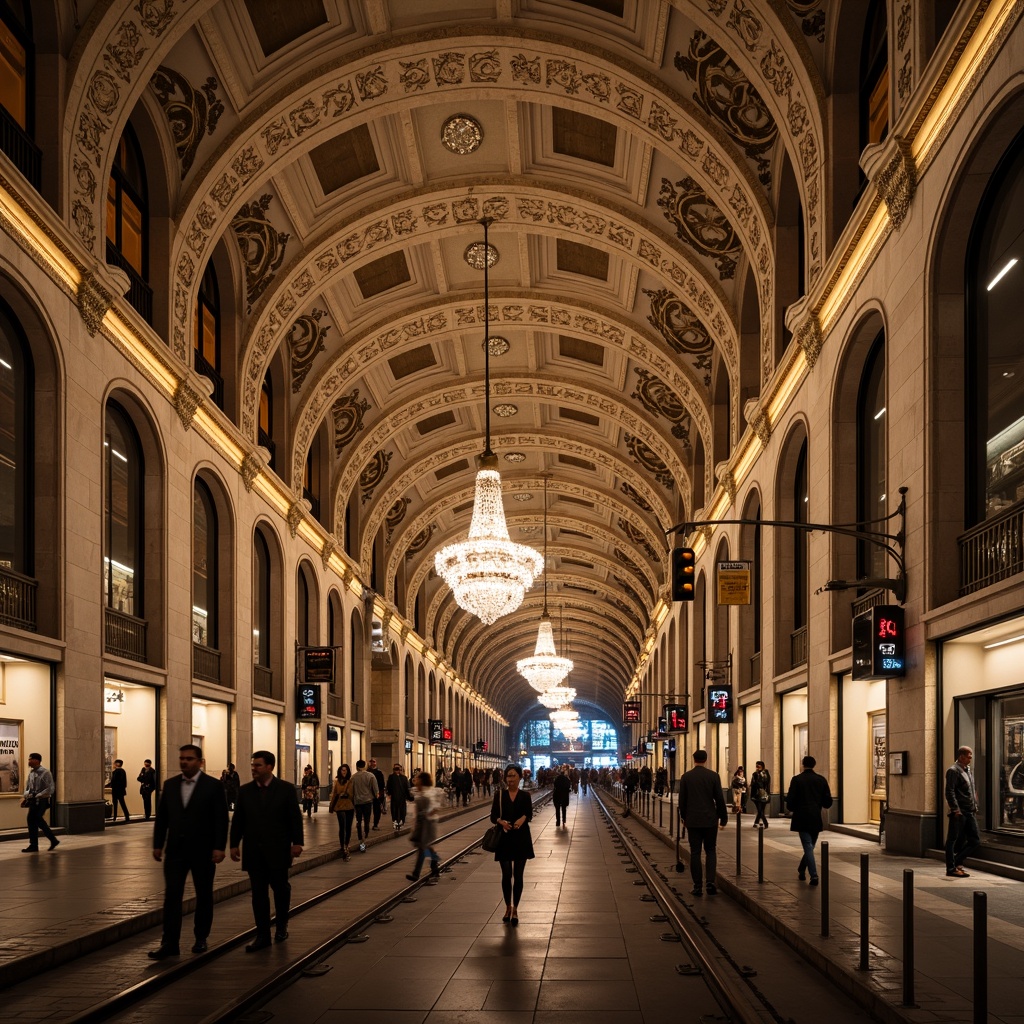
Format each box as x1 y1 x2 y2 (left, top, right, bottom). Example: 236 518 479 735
0 719 23 794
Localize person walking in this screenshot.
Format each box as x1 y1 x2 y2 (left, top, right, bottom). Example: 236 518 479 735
386 763 412 829
367 758 387 829
137 759 156 820
490 764 534 926
944 745 980 878
750 761 772 828
21 752 59 852
148 744 229 959
730 766 747 814
300 765 320 818
678 749 728 896
222 763 241 811
552 768 571 826
110 759 130 822
328 764 355 859
785 755 834 885
351 759 379 852
406 770 441 881
623 765 639 816
229 751 304 951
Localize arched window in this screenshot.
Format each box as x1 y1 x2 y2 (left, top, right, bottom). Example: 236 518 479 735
297 566 310 647
0 300 31 585
860 0 889 153
259 372 275 469
328 590 343 694
194 262 222 408
0 2 38 187
253 530 271 668
192 479 217 649
303 435 320 522
968 128 1024 524
793 439 809 635
106 126 151 322
104 401 144 622
857 332 887 576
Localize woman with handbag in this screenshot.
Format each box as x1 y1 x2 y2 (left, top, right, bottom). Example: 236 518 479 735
490 764 534 926
730 766 748 814
751 761 772 828
406 771 441 881
329 764 355 860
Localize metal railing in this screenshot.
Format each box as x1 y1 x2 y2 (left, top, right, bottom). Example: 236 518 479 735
105 607 147 662
0 106 41 189
790 625 808 668
253 664 274 698
0 566 37 631
105 240 153 324
193 349 224 410
192 642 222 684
959 503 1024 595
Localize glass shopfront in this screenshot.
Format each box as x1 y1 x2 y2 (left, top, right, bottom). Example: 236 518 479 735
191 696 230 780
839 674 887 824
780 687 808 786
0 654 52 831
104 679 157 818
252 710 279 765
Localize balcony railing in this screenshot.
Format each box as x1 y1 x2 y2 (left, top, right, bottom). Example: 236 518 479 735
328 692 344 717
254 664 274 698
0 566 37 631
258 428 276 470
192 643 222 684
105 607 147 662
790 625 808 669
749 651 760 689
193 350 224 410
959 503 1024 596
851 587 887 618
350 701 361 722
0 106 41 189
106 240 153 324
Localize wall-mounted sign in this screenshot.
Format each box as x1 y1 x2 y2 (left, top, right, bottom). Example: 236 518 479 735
429 719 443 743
296 684 321 721
663 704 689 733
717 561 752 605
442 727 453 742
853 605 906 679
708 685 733 723
303 647 335 683
622 701 642 725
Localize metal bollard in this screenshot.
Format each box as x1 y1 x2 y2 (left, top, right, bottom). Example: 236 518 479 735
859 853 869 970
974 891 987 1024
820 841 829 938
757 824 764 883
902 869 916 1007
735 810 742 874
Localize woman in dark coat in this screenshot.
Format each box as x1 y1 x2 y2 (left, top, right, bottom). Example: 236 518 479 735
490 764 534 926
386 764 412 829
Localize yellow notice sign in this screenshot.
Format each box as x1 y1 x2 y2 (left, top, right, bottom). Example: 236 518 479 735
717 561 752 605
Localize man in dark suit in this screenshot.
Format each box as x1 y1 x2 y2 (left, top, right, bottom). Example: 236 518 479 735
230 750 304 951
148 744 229 959
678 749 728 897
786 754 834 885
110 758 130 822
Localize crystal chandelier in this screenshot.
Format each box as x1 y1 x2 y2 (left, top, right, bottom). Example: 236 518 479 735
537 685 576 709
550 706 580 736
434 219 543 625
517 475 574 690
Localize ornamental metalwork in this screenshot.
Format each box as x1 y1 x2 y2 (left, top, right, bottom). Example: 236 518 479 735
151 65 224 178
360 449 393 503
657 177 741 280
674 33 777 187
289 308 332 392
441 114 483 154
631 368 692 443
231 195 291 312
332 389 370 456
624 434 674 490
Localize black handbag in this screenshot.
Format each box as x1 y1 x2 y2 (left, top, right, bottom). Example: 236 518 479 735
482 792 505 851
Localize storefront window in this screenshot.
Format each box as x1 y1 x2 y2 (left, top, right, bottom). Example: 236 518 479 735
858 332 887 578
0 302 30 575
997 692 1024 832
104 402 143 617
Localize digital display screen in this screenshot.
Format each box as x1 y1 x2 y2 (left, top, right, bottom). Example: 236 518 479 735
429 719 443 742
296 684 321 720
303 647 334 683
708 686 733 723
622 701 642 725
853 606 906 679
663 704 688 733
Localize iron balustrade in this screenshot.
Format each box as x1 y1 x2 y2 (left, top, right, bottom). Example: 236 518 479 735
0 566 37 631
105 607 147 662
958 503 1024 595
253 663 274 698
790 624 808 668
0 106 41 189
192 642 222 684
193 349 224 409
105 240 153 324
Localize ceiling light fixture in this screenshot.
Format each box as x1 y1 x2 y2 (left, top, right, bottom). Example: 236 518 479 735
434 219 543 625
517 475 574 691
485 336 510 356
441 114 483 155
537 685 577 709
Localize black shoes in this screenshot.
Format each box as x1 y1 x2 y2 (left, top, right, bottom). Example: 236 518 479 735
191 940 208 953
706 883 717 895
147 946 180 960
49 839 60 850
406 873 419 882
21 846 38 853
690 886 703 897
430 862 440 878
274 930 288 942
798 872 806 881
245 936 272 952
809 877 819 886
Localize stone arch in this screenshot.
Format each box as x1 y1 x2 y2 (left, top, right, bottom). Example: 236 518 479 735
192 464 237 678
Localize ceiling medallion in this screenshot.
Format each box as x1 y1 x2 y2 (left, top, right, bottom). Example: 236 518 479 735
485 336 510 356
512 493 533 502
504 452 526 463
492 403 518 417
434 219 543 626
464 241 498 270
441 114 483 155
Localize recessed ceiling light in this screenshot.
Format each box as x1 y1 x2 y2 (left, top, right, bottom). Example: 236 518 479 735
441 114 483 155
983 632 1024 649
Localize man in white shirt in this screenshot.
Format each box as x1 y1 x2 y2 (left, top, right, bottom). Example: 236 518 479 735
22 752 59 852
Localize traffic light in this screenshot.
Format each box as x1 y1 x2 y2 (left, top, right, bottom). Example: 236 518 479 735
671 546 695 601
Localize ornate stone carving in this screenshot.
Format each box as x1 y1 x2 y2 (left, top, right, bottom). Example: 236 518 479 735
231 195 291 312
321 537 335 570
631 368 692 443
152 65 224 178
718 464 737 507
875 136 917 230
360 449 393 504
795 312 823 368
332 389 371 455
658 176 741 279
241 452 263 493
624 434 675 490
77 271 113 336
173 380 202 430
289 308 332 392
287 501 305 538
751 407 771 448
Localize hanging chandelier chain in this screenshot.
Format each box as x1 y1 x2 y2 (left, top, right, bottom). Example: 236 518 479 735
482 216 493 458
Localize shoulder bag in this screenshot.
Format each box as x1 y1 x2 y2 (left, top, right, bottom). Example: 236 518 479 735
482 792 504 852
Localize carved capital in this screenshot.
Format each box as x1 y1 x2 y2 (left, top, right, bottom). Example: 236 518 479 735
342 566 354 586
751 408 771 448
241 452 263 493
876 135 917 230
717 465 737 507
795 312 823 369
399 623 410 643
321 537 335 570
174 380 202 430
77 271 113 336
287 501 305 538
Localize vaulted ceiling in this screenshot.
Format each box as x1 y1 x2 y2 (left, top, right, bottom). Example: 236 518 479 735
69 0 833 726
